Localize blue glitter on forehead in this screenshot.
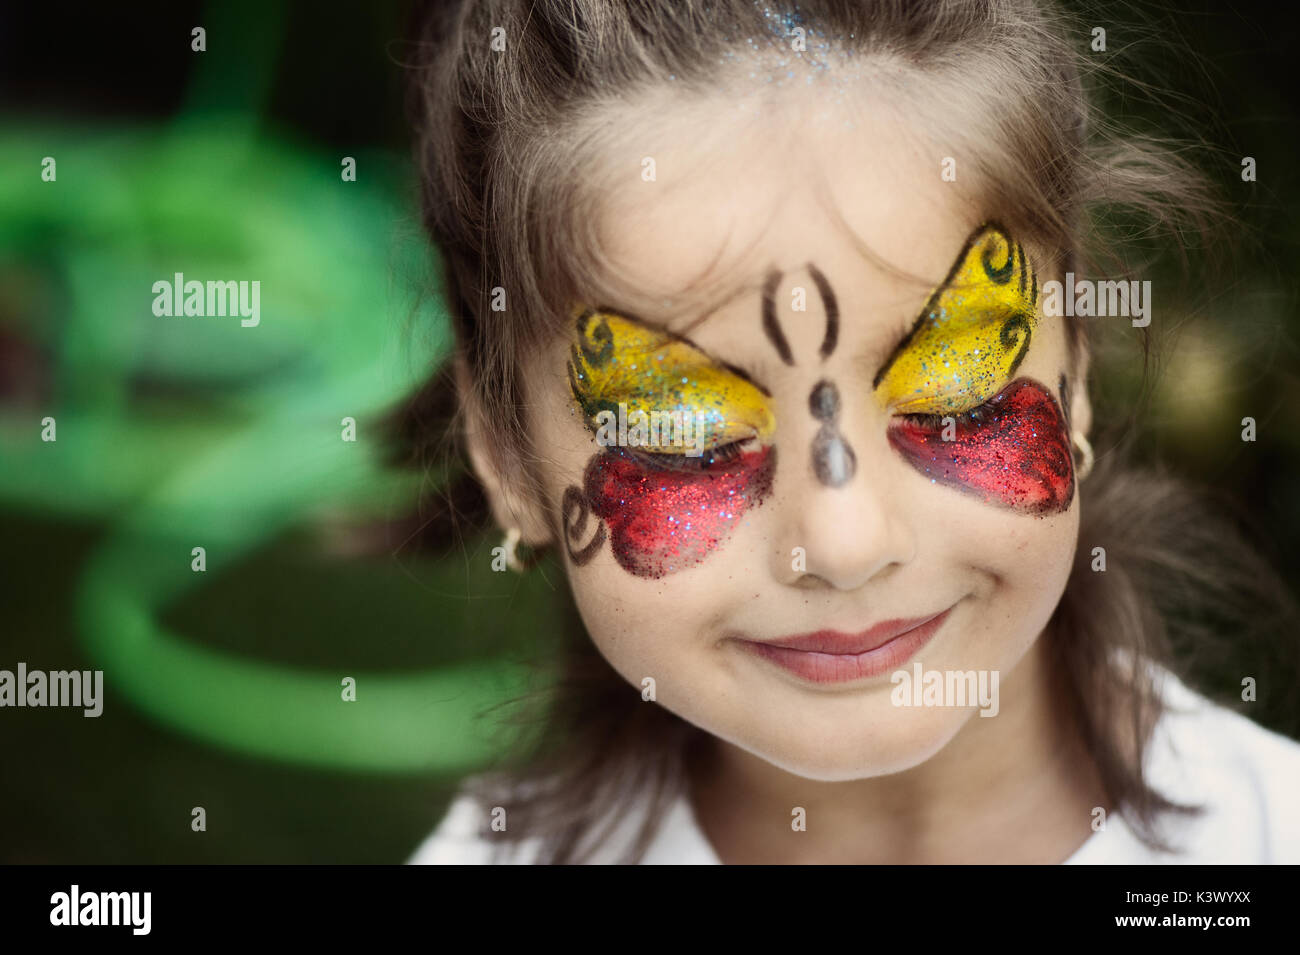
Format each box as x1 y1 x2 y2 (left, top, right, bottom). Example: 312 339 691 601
753 1 806 39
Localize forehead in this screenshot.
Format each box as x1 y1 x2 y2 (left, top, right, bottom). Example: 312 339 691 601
587 83 987 332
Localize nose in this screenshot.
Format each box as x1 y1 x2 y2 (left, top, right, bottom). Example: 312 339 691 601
768 430 916 591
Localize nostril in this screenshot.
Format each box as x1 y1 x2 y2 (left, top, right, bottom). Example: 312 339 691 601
792 571 834 590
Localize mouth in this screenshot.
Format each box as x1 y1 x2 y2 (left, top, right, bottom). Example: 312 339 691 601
733 606 954 685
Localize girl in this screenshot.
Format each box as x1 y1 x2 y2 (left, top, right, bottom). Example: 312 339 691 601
397 0 1300 863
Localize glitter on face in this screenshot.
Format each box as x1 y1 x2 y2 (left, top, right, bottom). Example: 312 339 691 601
564 306 778 578
873 223 1039 417
567 307 775 452
583 445 777 579
709 1 864 116
886 377 1074 514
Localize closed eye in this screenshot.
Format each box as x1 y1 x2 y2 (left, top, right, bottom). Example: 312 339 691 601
897 397 998 433
621 435 761 472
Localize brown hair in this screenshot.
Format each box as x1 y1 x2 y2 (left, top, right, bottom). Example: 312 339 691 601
390 0 1297 862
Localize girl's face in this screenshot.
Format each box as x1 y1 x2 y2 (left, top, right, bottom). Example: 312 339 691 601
497 91 1087 781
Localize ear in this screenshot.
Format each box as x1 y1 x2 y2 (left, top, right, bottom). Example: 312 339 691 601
1067 335 1092 440
454 358 555 548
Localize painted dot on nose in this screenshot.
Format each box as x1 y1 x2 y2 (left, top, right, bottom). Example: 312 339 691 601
809 380 839 421
807 380 856 487
813 426 857 487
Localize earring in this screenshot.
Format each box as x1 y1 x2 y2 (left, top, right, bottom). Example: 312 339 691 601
1072 430 1095 482
501 526 526 572
501 526 546 572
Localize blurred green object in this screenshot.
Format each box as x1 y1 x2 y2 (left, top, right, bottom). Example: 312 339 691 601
0 117 533 772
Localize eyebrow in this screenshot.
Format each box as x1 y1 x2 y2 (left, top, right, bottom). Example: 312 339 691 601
596 219 1027 396
760 270 794 366
597 271 917 400
585 206 778 335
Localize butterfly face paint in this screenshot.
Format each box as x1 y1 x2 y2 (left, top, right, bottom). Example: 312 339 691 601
564 307 777 578
886 378 1074 514
568 308 775 448
761 264 856 488
874 224 1038 415
580 441 777 579
874 223 1074 514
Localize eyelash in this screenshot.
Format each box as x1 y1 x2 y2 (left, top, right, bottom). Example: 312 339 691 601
901 397 997 432
625 396 999 472
617 387 1003 476
623 438 750 472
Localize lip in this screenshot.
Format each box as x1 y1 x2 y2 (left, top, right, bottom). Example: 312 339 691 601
734 607 954 685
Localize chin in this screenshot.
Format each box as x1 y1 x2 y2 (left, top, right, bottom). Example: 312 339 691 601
739 708 977 782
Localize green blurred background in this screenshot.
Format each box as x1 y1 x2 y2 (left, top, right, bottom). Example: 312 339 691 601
1 0 1297 862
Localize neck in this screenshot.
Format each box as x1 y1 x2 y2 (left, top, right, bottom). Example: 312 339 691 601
689 632 1108 863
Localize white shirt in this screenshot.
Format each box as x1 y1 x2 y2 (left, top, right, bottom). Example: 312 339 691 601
408 668 1300 864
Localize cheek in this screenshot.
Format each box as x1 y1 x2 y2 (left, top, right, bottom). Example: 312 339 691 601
583 446 776 579
885 377 1074 514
